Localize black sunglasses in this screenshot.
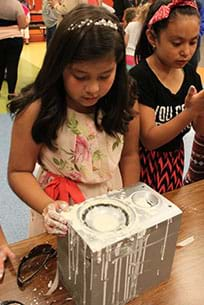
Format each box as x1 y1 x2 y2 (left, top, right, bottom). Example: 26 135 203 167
17 243 57 288
0 301 25 305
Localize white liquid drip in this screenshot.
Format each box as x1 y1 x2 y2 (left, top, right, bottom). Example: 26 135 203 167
124 255 130 300
133 236 144 296
126 253 133 301
102 257 109 305
114 242 123 257
116 258 122 305
90 254 94 290
129 252 136 299
106 245 112 262
161 219 170 261
83 242 87 305
97 250 102 264
71 229 75 272
139 234 150 274
74 235 79 285
112 259 118 304
101 253 105 281
129 237 138 298
68 229 71 280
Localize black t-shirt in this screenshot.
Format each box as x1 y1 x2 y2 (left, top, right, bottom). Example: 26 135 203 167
129 60 203 152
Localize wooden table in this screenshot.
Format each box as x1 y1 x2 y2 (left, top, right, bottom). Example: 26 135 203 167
1 180 204 305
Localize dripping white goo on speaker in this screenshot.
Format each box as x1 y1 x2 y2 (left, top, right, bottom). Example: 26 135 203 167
57 182 182 305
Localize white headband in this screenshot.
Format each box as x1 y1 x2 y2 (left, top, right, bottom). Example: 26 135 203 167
67 18 118 31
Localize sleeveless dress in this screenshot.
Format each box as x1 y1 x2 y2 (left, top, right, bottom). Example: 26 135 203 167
29 108 124 236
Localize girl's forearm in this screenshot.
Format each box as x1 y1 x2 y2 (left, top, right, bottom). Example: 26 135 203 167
120 154 140 187
192 115 204 135
8 172 53 214
141 108 193 150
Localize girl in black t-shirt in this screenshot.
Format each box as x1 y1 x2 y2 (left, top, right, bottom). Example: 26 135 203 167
130 0 204 193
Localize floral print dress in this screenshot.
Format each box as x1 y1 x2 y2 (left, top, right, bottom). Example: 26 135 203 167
29 108 124 236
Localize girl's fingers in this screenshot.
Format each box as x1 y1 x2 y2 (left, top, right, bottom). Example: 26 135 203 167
44 214 68 232
0 249 7 280
188 85 197 95
3 246 16 261
185 85 197 104
47 207 68 224
43 201 69 235
0 246 17 276
45 225 67 236
44 220 67 235
0 266 4 280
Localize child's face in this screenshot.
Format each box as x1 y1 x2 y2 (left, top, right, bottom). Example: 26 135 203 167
63 55 117 113
150 14 200 69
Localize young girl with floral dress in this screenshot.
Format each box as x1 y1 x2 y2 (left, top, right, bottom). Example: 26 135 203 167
7 4 140 236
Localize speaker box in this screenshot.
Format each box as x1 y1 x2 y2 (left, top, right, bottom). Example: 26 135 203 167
57 182 182 305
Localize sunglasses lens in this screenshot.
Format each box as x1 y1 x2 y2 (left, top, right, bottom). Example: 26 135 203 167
19 254 49 283
17 244 57 287
0 300 24 305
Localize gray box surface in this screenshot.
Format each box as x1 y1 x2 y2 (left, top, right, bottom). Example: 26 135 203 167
57 182 182 305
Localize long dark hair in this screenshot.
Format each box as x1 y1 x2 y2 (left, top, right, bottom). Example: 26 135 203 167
135 0 200 61
8 4 137 149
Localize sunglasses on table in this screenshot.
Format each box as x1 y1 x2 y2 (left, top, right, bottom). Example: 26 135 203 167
17 243 57 288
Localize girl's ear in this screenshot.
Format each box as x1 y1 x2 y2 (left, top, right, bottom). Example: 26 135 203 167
146 28 157 48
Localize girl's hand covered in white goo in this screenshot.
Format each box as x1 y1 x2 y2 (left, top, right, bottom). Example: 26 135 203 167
42 201 69 235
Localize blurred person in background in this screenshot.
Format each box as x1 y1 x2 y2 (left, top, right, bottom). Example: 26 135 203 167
124 3 151 69
20 0 31 45
123 6 137 27
113 0 137 22
48 0 88 25
0 0 28 100
42 0 59 47
189 0 204 69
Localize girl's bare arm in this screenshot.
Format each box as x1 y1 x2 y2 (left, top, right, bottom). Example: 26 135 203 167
7 101 53 214
120 101 140 187
140 88 204 150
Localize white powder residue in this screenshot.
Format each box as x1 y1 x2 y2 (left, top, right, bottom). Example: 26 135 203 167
177 236 195 247
91 214 121 232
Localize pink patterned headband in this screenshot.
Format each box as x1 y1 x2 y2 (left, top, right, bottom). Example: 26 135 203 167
148 0 198 28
